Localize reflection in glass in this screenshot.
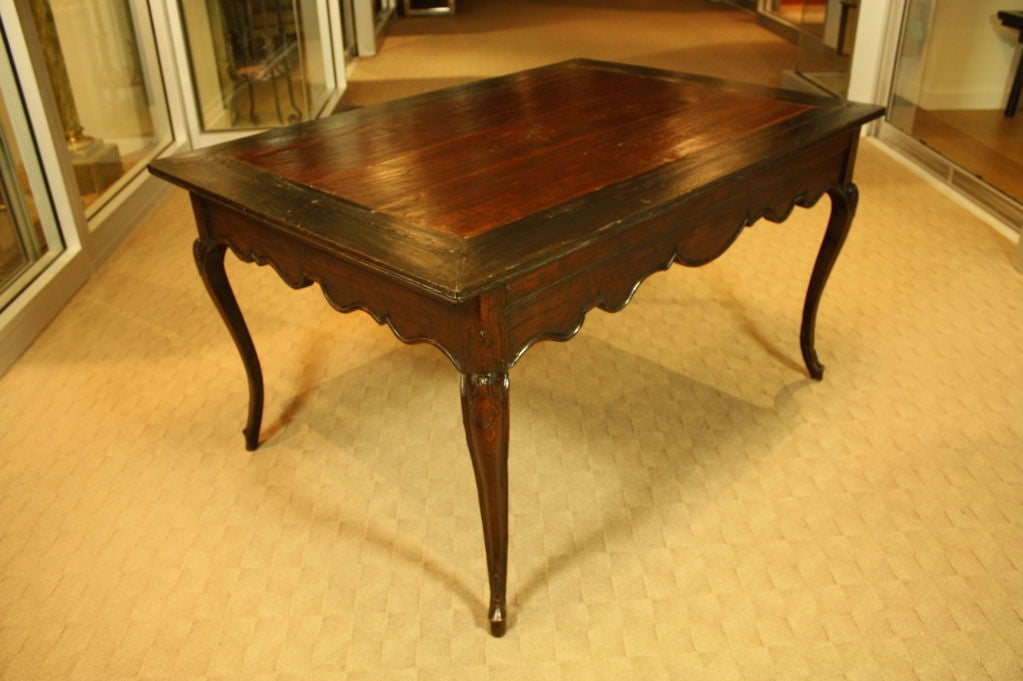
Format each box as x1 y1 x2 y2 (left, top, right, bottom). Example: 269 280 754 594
765 0 807 26
341 0 357 61
798 0 826 35
795 0 857 97
180 0 330 131
29 0 172 214
764 1 856 97
888 1 1023 204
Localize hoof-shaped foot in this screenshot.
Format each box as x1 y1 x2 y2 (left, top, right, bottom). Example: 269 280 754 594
489 604 506 637
801 344 825 381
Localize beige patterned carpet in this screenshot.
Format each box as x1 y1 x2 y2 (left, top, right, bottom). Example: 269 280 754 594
2 2 1023 680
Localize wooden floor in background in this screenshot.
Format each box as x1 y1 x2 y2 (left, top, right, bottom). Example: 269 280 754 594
912 107 1023 203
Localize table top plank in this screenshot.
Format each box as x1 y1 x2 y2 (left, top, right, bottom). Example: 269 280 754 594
231 67 810 238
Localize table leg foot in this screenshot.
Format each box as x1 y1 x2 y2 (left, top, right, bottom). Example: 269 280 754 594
801 183 858 381
193 238 265 450
460 371 510 638
489 605 507 637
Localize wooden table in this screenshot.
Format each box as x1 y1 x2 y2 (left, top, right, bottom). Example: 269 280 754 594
149 59 883 637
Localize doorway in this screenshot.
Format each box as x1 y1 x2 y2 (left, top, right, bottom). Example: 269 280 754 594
880 0 1023 229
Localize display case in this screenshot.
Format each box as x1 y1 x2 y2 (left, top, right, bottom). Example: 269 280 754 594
0 33 63 311
28 0 174 216
179 0 333 132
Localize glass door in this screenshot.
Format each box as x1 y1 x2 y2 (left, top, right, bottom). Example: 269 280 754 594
795 0 857 97
764 0 807 26
0 23 64 311
178 0 336 133
27 0 174 219
760 0 857 97
882 0 1023 228
298 0 332 115
340 0 357 62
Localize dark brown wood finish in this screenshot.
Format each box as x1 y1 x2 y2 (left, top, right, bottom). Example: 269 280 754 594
230 68 811 238
150 59 883 636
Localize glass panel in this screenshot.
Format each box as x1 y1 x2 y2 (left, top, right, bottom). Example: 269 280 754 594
296 0 329 113
795 0 857 97
341 0 357 60
765 0 805 25
0 140 33 297
799 0 826 36
180 0 332 131
0 28 64 309
888 0 1023 204
28 0 173 215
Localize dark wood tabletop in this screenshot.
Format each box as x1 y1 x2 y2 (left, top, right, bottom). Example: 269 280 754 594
150 59 884 636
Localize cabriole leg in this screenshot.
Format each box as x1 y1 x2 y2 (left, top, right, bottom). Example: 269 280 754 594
193 239 264 451
801 183 859 380
460 371 510 637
